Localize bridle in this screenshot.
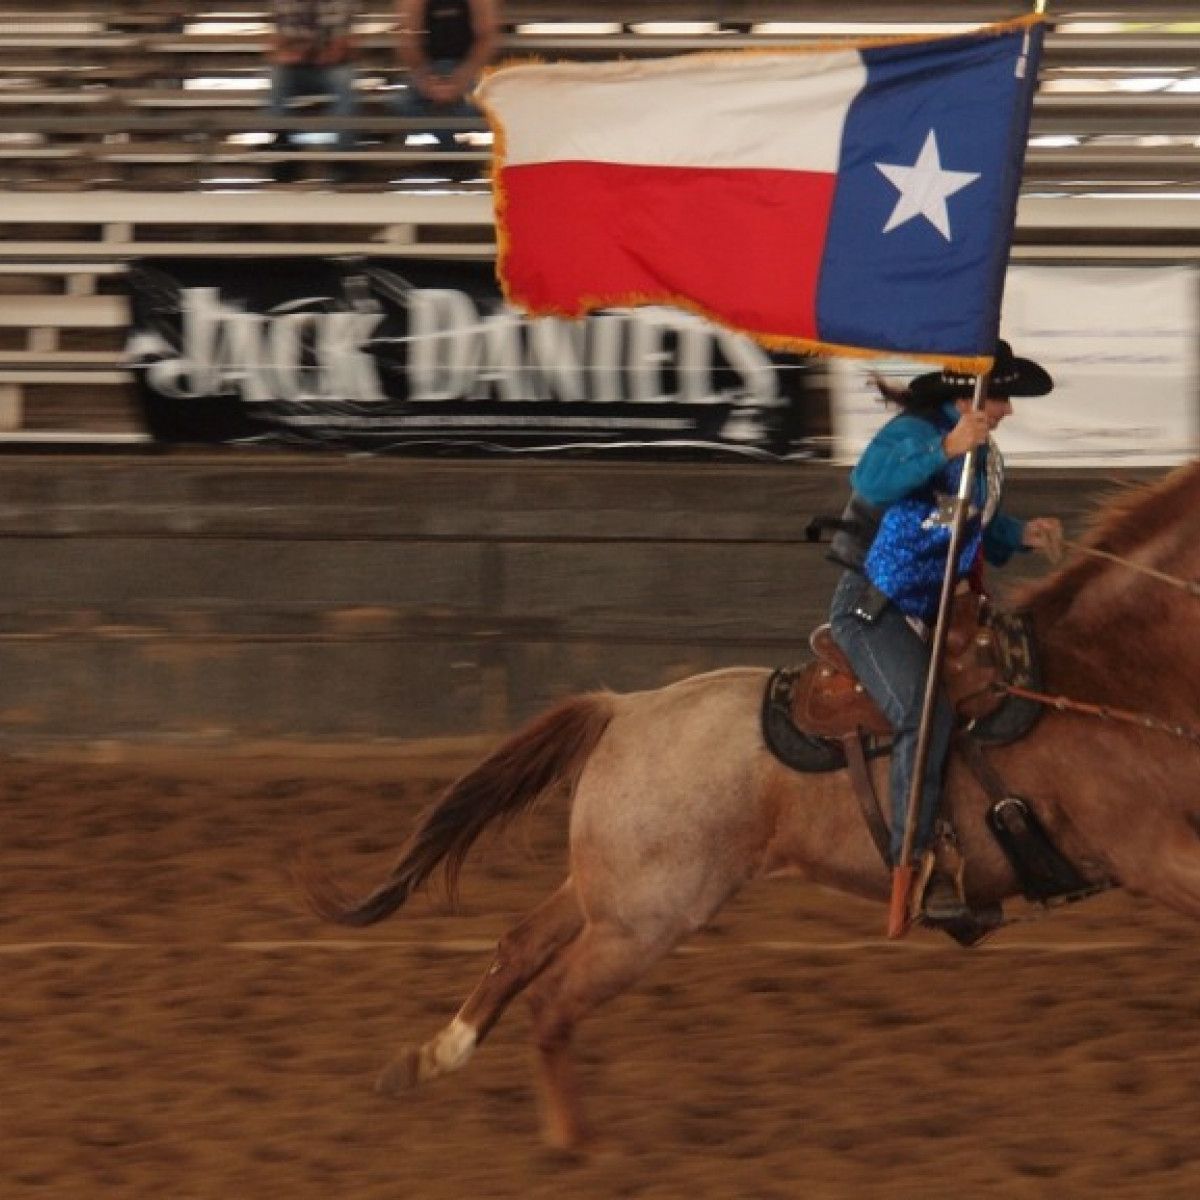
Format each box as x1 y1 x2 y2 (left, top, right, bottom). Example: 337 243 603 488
993 537 1200 747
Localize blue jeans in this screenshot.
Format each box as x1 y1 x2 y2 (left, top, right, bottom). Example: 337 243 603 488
268 63 358 151
828 570 954 865
391 60 481 150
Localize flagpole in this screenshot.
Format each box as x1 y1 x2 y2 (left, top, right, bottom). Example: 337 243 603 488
886 2 1044 936
886 371 989 939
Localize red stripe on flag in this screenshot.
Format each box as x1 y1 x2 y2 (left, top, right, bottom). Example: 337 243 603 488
498 160 836 340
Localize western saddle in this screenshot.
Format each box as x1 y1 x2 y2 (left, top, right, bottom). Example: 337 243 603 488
790 591 1006 740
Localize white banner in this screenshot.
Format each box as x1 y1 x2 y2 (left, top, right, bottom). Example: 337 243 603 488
830 265 1199 467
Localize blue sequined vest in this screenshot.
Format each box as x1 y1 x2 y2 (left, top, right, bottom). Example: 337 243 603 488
863 409 996 623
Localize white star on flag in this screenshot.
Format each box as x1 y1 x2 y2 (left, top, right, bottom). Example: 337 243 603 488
875 130 981 241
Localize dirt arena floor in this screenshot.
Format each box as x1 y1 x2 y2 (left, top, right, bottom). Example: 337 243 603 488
4 745 1200 1200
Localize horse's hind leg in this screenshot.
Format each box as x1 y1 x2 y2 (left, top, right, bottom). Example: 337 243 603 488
376 880 583 1095
524 920 676 1150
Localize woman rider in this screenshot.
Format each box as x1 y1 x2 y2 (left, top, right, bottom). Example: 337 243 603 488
827 340 1062 922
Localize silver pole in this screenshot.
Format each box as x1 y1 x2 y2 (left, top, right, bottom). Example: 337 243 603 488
887 371 988 937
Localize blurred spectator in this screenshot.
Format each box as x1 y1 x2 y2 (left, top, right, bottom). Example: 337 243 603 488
267 0 360 183
393 0 499 151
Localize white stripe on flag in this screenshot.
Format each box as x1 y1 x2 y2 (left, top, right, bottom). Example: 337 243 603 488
479 51 867 172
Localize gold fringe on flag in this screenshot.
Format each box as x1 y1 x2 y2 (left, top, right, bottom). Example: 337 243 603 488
477 16 1045 375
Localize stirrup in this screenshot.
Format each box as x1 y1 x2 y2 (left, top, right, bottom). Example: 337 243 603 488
920 874 971 923
912 841 1004 947
911 834 970 924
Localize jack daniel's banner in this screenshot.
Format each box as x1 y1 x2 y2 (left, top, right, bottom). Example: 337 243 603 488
126 258 821 458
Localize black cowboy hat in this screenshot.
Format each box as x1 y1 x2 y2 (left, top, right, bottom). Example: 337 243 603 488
909 339 1054 403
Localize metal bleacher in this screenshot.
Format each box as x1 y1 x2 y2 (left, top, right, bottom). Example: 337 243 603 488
0 1 1197 441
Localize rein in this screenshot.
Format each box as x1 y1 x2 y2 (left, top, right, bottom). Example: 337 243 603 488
1061 537 1200 599
996 683 1200 749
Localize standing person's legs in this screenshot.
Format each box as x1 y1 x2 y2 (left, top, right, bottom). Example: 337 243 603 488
391 83 431 141
427 59 479 150
829 572 954 866
267 63 305 180
267 64 304 147
324 64 358 151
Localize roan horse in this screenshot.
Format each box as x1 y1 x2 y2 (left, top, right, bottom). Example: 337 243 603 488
301 459 1200 1148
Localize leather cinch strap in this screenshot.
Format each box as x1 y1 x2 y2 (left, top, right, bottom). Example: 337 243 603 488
842 731 892 867
955 734 1009 804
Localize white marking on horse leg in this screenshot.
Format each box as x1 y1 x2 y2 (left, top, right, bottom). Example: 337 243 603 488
418 1017 477 1081
378 1016 480 1096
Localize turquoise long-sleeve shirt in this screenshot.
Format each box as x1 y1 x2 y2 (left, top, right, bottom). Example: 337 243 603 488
850 404 1027 567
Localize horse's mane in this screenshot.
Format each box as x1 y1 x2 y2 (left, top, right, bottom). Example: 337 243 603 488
1013 459 1200 621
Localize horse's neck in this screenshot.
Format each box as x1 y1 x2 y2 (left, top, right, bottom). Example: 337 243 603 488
1029 548 1200 716
1016 463 1200 634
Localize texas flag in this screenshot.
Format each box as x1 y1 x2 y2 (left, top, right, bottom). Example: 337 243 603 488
477 18 1043 373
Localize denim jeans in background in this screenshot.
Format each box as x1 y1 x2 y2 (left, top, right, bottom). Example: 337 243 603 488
828 569 955 865
391 59 481 150
267 63 358 152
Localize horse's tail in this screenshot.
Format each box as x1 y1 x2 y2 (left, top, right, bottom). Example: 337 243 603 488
298 693 615 928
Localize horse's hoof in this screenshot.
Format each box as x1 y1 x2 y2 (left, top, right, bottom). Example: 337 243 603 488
543 1120 594 1154
375 1049 421 1096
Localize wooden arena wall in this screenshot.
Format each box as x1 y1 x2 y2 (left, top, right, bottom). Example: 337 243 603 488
0 454 1150 749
